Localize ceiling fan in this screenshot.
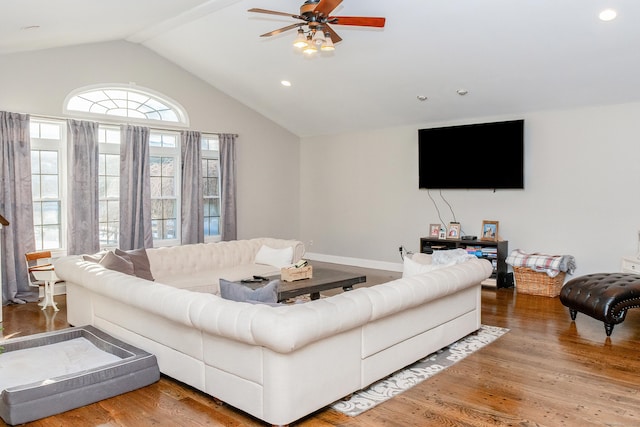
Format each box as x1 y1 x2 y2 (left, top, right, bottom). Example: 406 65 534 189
248 0 386 53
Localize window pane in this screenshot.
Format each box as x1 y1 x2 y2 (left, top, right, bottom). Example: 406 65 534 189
161 157 174 176
151 199 163 219
41 225 61 250
162 200 176 218
105 154 119 175
33 202 42 225
162 177 175 197
150 177 162 198
106 176 119 198
108 200 119 221
105 129 120 144
40 151 58 174
41 175 59 198
31 151 40 174
32 175 41 199
40 123 60 140
41 201 60 225
149 157 161 176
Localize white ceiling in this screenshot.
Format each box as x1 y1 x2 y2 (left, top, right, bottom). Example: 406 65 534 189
2 0 640 137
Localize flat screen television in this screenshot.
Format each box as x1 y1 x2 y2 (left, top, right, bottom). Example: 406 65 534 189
418 119 524 189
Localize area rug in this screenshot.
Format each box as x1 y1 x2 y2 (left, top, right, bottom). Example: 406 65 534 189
331 324 508 416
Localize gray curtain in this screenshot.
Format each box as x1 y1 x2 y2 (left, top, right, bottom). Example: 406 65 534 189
219 133 237 241
180 130 203 244
0 111 37 304
119 125 152 250
67 119 100 255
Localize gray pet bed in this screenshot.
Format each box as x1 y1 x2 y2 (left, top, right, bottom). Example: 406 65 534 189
0 325 159 425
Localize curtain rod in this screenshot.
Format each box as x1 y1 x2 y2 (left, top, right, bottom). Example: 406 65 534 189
29 113 239 137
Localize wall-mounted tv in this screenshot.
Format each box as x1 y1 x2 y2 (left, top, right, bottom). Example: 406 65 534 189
418 119 524 189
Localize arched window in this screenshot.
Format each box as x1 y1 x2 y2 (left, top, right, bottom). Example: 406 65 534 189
64 85 188 126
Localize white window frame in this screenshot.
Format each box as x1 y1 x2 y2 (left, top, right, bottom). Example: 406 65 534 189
149 131 182 247
98 125 121 249
30 119 67 257
64 83 190 128
202 134 221 243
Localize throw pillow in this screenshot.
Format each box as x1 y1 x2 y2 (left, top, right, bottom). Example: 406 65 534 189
99 251 135 276
219 279 279 304
254 245 294 268
82 250 109 263
402 255 442 278
114 248 155 281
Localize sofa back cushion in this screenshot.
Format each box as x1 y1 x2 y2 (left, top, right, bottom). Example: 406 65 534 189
146 238 304 282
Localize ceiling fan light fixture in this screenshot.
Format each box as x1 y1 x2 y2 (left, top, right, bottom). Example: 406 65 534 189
312 30 325 47
321 32 335 51
302 37 317 54
293 28 308 48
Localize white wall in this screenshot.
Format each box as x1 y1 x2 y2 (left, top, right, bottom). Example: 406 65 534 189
0 41 300 241
301 102 640 275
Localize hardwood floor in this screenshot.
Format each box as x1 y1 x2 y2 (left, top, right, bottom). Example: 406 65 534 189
2 265 640 426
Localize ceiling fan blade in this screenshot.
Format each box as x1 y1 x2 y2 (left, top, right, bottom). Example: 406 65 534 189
260 23 302 37
329 16 386 28
248 8 302 20
314 0 343 17
323 24 342 44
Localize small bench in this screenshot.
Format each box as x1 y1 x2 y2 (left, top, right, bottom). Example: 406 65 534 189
559 273 640 336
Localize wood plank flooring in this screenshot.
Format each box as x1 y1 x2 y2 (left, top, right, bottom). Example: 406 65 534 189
2 263 640 426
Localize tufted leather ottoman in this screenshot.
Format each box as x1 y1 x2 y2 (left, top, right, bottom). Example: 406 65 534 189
559 273 640 336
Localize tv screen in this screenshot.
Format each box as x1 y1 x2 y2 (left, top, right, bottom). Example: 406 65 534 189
418 119 524 189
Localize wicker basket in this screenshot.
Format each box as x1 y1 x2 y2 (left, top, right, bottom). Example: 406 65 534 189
513 267 566 297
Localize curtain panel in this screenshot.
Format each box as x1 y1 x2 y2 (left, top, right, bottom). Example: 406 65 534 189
119 125 153 250
180 130 203 244
219 133 237 241
67 119 100 255
0 111 37 304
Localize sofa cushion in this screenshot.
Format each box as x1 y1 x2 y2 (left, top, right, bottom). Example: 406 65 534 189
82 250 108 263
99 251 135 276
254 245 293 268
115 248 154 281
219 279 279 304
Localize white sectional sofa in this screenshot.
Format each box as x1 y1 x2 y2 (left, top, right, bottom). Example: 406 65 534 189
54 238 492 426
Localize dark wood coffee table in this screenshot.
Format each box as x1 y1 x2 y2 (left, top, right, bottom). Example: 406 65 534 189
242 266 366 302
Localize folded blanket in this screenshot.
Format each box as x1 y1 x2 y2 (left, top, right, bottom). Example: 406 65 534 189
506 249 576 278
433 248 476 265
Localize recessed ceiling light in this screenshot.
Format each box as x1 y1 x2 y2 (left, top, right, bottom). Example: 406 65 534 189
456 89 469 96
416 95 428 101
599 9 617 21
281 80 292 87
21 25 40 30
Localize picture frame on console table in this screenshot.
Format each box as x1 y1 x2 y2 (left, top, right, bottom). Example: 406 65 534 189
481 220 499 241
429 223 441 238
447 222 461 240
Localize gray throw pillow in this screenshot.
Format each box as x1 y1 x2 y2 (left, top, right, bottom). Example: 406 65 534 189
99 251 135 276
219 279 279 305
114 248 154 281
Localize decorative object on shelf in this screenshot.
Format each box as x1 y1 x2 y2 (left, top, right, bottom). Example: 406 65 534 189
481 220 499 242
447 222 461 240
438 230 446 239
429 223 441 238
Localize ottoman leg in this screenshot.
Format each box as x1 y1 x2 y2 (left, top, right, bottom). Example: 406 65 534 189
605 323 614 337
569 309 577 320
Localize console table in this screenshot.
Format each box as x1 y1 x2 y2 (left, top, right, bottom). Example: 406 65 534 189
420 236 512 288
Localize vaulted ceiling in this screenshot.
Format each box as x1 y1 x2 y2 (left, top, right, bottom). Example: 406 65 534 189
3 0 640 137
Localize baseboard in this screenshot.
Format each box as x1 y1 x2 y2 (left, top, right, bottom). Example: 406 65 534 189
305 252 403 273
